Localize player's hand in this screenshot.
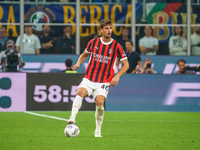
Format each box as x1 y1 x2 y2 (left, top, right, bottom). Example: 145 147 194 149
73 64 80 71
110 76 120 87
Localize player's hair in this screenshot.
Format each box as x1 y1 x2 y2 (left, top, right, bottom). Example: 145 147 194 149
100 19 112 29
65 58 73 67
177 59 186 64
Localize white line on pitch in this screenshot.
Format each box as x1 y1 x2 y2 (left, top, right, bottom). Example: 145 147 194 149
24 111 68 121
106 120 200 123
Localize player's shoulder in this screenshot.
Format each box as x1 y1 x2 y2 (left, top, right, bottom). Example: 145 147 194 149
89 37 100 43
112 38 119 44
112 39 123 48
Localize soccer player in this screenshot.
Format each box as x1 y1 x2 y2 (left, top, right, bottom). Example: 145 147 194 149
67 19 129 137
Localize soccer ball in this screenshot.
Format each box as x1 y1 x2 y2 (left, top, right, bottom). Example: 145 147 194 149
64 124 80 137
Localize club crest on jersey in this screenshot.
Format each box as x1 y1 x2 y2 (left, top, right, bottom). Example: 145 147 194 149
122 50 126 57
109 49 112 54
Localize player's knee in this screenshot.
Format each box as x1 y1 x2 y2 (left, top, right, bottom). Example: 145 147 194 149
77 88 88 98
95 96 105 106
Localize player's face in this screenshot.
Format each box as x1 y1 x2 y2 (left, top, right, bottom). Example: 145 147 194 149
178 62 186 72
101 24 112 39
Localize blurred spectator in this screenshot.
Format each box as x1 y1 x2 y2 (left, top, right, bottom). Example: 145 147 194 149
124 40 142 74
139 58 157 74
58 26 75 54
191 23 200 56
0 26 8 52
140 0 185 2
173 59 195 74
169 26 187 56
59 0 69 1
118 27 130 49
62 58 77 73
39 25 56 54
15 25 41 54
0 39 24 72
91 33 99 39
167 0 186 2
139 26 159 55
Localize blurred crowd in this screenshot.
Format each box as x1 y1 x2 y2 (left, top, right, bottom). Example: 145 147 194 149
1 24 200 56
1 23 199 74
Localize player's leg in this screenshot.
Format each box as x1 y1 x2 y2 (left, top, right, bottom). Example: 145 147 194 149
94 95 106 137
68 87 88 124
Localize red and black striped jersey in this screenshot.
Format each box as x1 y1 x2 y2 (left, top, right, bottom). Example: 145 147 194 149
84 37 127 83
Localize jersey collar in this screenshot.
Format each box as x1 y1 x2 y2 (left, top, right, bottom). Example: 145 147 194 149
100 37 113 45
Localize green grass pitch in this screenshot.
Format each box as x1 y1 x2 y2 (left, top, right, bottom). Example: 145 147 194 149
1 111 200 150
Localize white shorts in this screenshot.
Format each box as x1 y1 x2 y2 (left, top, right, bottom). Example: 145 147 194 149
78 78 110 100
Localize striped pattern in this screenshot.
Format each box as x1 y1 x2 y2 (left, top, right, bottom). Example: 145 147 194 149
84 37 126 83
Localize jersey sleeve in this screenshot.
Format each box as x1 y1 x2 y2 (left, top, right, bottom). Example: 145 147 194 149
117 43 127 61
85 39 94 53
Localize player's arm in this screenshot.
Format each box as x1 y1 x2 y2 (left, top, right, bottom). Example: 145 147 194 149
73 50 90 71
116 57 120 71
110 59 129 87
